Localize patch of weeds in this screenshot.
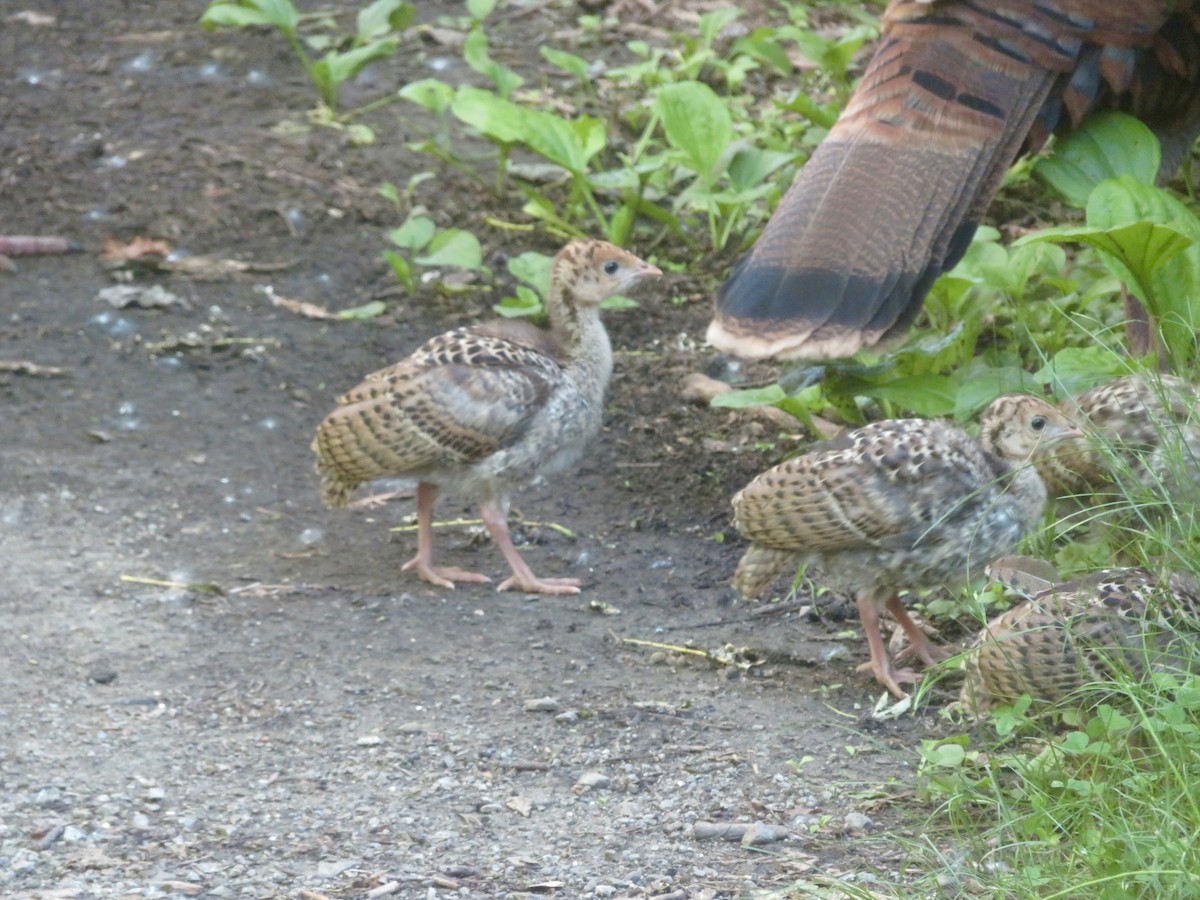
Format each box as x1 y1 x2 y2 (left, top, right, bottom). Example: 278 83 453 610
200 0 415 140
916 663 1200 897
399 4 857 260
379 178 487 292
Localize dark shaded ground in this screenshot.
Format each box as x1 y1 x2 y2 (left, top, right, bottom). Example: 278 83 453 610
1 3 952 897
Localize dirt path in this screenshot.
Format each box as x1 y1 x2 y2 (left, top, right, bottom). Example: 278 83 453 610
1 4 951 897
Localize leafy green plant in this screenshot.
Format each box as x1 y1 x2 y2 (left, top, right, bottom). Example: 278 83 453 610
917 665 1200 897
200 0 414 129
1023 112 1200 371
382 205 486 292
398 5 837 252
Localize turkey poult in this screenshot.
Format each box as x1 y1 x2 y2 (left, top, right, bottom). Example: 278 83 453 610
312 240 660 595
959 567 1200 715
731 395 1080 698
1035 374 1200 499
710 0 1200 361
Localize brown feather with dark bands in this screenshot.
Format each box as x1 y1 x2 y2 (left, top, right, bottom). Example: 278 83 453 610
711 0 1200 361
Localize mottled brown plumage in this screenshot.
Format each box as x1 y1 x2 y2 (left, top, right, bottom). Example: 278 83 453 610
960 567 1200 714
312 240 660 594
732 395 1079 697
710 0 1200 361
1036 373 1200 499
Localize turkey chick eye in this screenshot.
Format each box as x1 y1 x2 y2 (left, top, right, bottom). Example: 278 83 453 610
603 260 619 275
1031 416 1046 431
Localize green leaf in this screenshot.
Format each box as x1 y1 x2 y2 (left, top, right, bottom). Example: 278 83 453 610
727 147 798 193
388 215 436 251
859 374 959 417
463 27 523 97
378 182 400 206
507 251 554 295
314 40 396 97
415 228 484 269
519 110 605 175
450 86 526 144
337 300 387 320
710 384 787 409
200 0 299 35
926 741 967 768
399 78 456 114
356 0 413 42
656 82 733 182
495 284 543 318
1031 347 1134 396
952 365 1039 418
601 294 639 310
697 7 741 44
540 46 590 81
383 250 413 288
1035 111 1160 208
467 0 497 18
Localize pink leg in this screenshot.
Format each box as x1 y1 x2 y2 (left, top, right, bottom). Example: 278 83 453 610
886 595 955 667
854 594 920 699
479 498 582 595
400 483 491 589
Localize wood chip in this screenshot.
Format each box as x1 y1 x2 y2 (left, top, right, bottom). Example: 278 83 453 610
365 883 399 899
692 821 790 843
260 286 337 319
506 795 532 817
0 360 67 376
157 881 202 896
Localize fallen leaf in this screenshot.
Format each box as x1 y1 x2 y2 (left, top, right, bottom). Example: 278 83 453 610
9 10 56 26
101 236 172 261
0 360 68 376
259 286 336 320
98 284 185 309
505 795 532 817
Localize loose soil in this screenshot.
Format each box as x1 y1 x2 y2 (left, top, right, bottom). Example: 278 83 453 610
1 4 958 898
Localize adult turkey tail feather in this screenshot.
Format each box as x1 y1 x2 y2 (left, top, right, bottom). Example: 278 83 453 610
710 0 1194 361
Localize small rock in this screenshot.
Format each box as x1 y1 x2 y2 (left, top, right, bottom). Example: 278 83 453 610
316 858 359 877
33 786 63 807
843 811 874 832
523 697 559 713
356 735 384 746
573 771 611 795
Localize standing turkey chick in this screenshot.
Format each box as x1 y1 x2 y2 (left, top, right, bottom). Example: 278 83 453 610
1036 374 1200 499
960 567 1200 715
732 395 1079 698
312 240 660 595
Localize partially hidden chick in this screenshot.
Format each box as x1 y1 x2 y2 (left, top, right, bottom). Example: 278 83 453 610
731 395 1079 698
312 240 660 594
1036 373 1200 499
960 567 1200 715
